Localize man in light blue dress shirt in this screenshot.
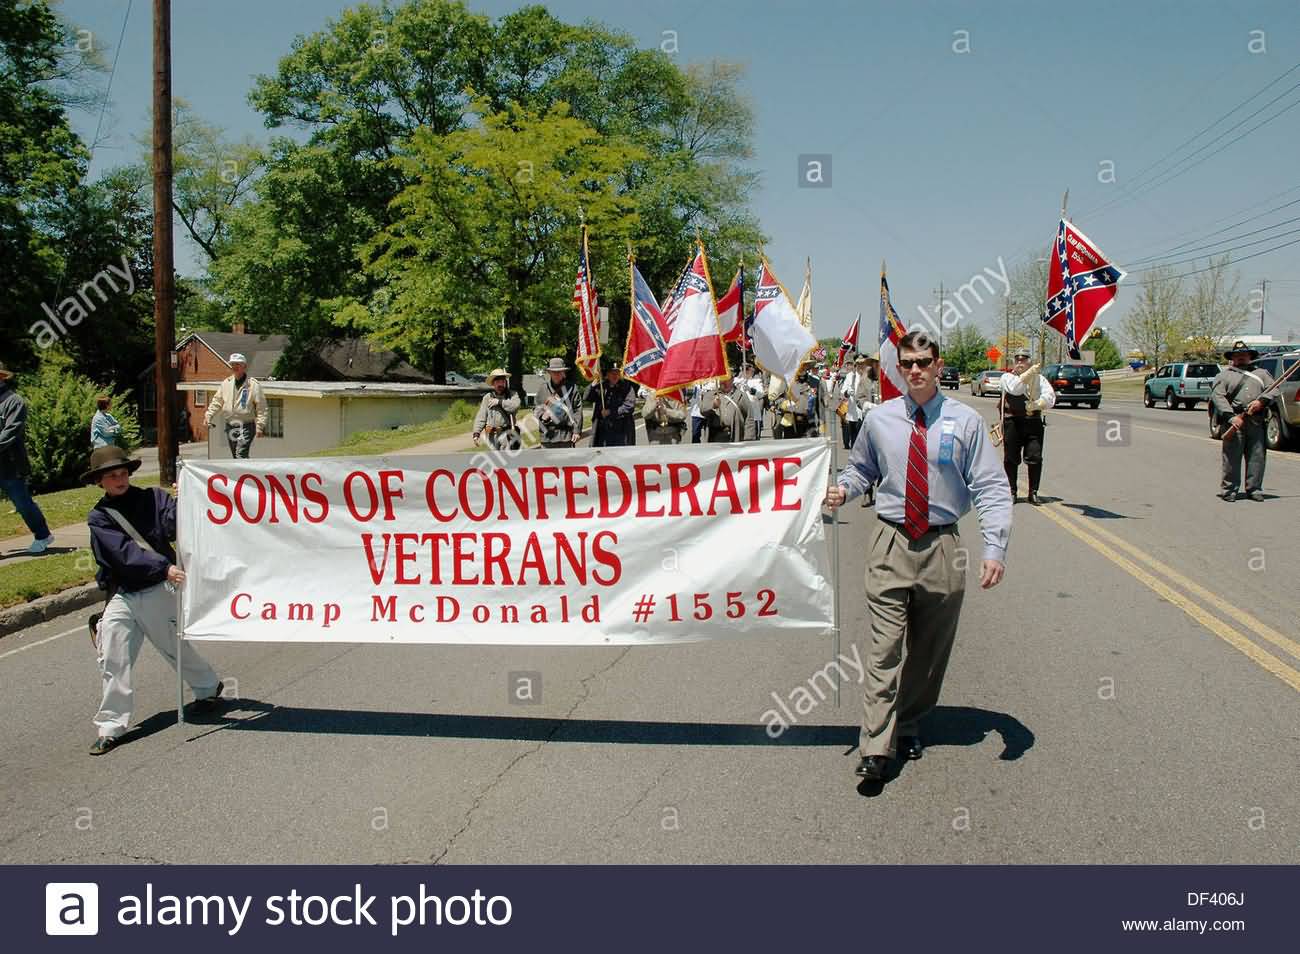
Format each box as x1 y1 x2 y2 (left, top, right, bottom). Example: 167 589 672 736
825 331 1012 781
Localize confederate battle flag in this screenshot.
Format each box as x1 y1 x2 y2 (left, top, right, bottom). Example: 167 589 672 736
1043 219 1125 360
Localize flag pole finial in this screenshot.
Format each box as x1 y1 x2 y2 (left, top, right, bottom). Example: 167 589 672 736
1061 189 1069 218
626 239 634 262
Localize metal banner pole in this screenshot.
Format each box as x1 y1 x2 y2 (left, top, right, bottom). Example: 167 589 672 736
175 456 185 726
830 405 842 707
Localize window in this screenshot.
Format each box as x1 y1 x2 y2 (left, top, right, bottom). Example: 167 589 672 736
265 398 285 438
1156 366 1170 379
1187 364 1219 378
193 390 207 406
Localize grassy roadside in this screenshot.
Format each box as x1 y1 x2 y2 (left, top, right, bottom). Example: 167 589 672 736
1101 375 1146 398
0 474 161 540
0 551 96 610
307 400 477 457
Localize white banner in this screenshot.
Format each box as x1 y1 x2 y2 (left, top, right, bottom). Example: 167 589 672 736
178 441 833 645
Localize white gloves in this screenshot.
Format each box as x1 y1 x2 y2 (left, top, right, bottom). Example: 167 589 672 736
1018 363 1041 384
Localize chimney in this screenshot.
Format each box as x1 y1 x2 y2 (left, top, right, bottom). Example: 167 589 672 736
231 320 245 335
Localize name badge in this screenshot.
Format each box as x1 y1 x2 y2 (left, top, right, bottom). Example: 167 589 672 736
939 419 957 465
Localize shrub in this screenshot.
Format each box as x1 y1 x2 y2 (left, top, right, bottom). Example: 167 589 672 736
18 364 141 493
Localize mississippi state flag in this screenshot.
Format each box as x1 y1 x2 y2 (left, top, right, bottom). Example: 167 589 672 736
834 313 860 371
716 267 746 345
1044 218 1125 360
749 258 817 385
623 262 674 391
657 245 728 392
879 268 908 401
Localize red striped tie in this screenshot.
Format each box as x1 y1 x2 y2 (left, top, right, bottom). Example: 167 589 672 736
904 406 929 540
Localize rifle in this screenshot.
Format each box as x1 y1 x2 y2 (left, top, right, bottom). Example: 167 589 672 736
1222 358 1300 442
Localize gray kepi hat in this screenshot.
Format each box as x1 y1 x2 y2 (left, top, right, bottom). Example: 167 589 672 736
545 357 568 373
81 445 141 484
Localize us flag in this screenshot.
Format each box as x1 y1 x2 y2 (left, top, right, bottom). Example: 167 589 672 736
573 226 601 381
1043 218 1125 360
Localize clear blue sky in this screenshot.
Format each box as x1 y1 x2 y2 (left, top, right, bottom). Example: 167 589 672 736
59 0 1300 349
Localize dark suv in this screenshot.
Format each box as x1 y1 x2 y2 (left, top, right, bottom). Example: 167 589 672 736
939 367 960 389
1043 363 1101 408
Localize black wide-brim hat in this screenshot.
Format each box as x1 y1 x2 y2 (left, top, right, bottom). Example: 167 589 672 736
81 446 142 484
1222 340 1259 359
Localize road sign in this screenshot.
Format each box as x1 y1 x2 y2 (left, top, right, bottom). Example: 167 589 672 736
987 346 1002 363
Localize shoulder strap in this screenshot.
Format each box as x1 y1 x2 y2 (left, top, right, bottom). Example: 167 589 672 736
103 506 158 555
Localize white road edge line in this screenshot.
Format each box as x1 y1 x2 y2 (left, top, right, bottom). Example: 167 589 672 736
0 626 82 662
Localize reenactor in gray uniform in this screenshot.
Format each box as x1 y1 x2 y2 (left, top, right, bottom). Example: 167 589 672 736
1210 340 1276 502
533 357 583 448
472 369 522 450
643 391 689 445
703 377 749 442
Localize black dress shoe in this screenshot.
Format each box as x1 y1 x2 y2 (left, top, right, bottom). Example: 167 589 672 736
898 736 923 760
1027 491 1040 506
855 755 888 780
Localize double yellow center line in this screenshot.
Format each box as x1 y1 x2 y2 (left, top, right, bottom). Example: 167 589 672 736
1034 502 1300 693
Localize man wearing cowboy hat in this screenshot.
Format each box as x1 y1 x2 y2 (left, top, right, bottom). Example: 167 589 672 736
532 358 583 448
83 445 224 755
204 352 267 459
999 347 1056 504
473 369 522 450
585 359 637 446
1211 340 1276 502
0 362 55 554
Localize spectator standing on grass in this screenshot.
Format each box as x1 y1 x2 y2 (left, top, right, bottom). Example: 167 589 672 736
90 394 123 448
0 361 55 554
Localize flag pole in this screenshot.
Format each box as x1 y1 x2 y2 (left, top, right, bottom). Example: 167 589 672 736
830 386 842 707
1061 189 1069 219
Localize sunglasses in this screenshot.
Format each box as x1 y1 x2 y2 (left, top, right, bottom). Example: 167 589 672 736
898 357 935 370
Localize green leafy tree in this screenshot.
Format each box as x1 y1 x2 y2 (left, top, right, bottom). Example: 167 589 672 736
0 0 90 369
360 101 641 393
222 0 762 379
943 323 993 374
1083 329 1123 371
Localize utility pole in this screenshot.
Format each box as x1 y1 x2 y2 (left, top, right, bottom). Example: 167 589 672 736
152 0 176 486
1003 295 1011 370
1259 278 1267 335
932 282 945 354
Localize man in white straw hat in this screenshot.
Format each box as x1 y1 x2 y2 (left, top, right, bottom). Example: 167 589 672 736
473 369 522 450
204 352 267 459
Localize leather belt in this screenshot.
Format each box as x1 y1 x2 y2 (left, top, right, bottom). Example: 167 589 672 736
880 519 957 536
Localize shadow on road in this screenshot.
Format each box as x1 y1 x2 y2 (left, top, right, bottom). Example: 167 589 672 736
200 702 1033 761
1057 501 1131 520
857 705 1035 798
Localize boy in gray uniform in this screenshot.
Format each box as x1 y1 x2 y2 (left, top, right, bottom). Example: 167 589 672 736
1210 340 1275 502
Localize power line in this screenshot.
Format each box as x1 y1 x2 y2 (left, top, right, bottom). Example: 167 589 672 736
1130 233 1300 281
1078 60 1300 218
1083 81 1300 218
1114 188 1300 261
89 0 134 158
1124 213 1300 267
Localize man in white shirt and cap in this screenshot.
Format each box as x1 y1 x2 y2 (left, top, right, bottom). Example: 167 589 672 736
998 347 1056 504
204 352 268 459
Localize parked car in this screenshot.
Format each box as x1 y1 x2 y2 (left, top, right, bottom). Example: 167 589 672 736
1143 362 1219 410
969 370 1004 397
1043 363 1101 408
939 367 960 389
1207 351 1300 449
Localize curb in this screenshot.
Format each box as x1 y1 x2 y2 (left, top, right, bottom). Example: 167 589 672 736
0 582 102 639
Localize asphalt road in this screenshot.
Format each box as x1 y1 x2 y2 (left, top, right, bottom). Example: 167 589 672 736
1 393 1296 864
